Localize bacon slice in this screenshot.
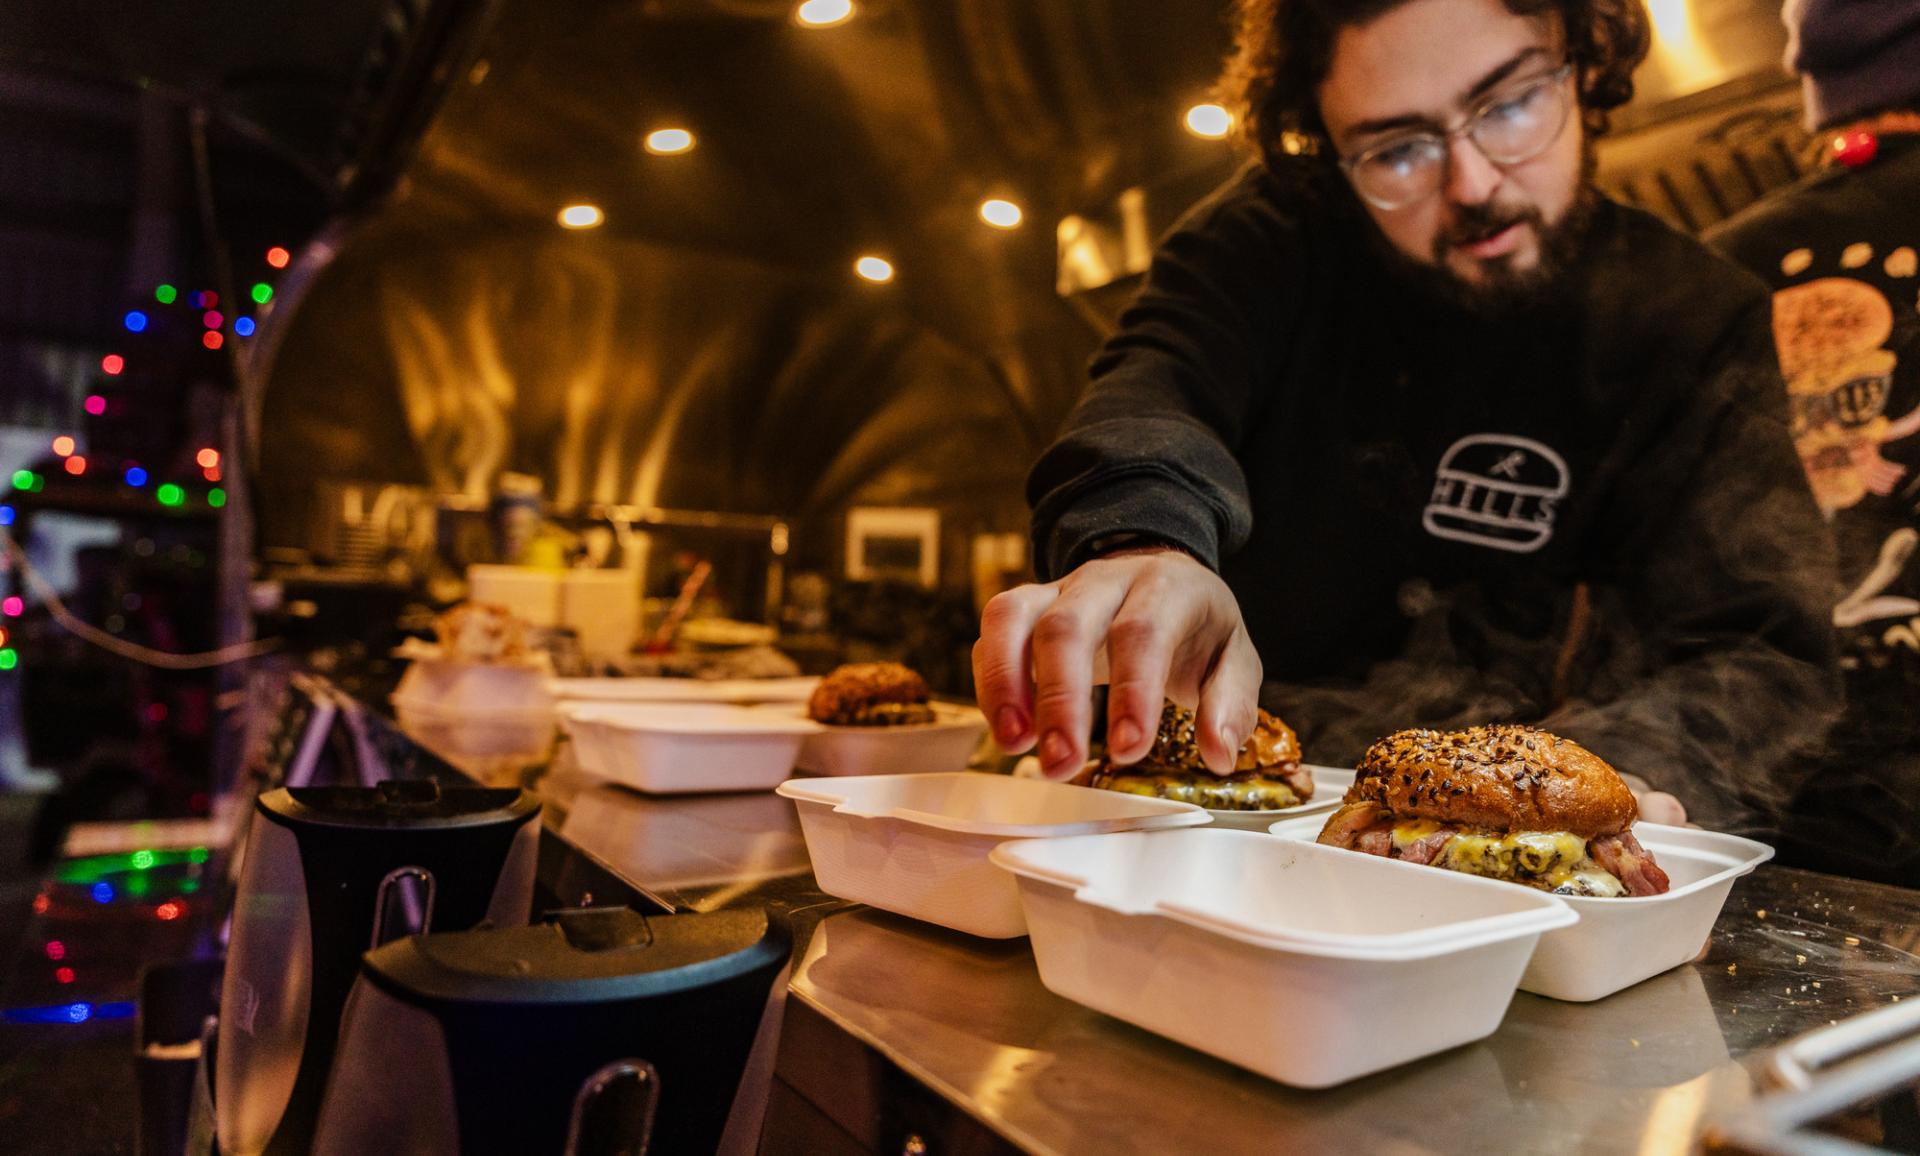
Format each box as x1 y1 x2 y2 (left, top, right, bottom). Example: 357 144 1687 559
1589 831 1672 896
1395 828 1456 866
1317 807 1671 898
1354 828 1393 856
1316 801 1386 848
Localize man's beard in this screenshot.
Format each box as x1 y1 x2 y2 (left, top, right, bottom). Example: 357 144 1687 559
1370 159 1602 317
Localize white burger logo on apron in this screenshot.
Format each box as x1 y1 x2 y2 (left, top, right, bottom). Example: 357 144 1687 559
1422 434 1570 554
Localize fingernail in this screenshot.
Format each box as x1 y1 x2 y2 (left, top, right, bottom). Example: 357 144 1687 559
995 706 1028 741
1212 724 1241 772
1110 718 1141 755
1040 729 1073 769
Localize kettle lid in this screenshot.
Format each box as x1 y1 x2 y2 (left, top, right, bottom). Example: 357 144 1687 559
361 907 788 1006
260 780 540 831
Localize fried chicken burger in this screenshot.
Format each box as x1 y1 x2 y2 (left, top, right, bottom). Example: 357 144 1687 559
808 662 936 726
1091 701 1314 810
1315 725 1671 897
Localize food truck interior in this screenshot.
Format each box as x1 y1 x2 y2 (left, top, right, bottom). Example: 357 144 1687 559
3 0 1918 1152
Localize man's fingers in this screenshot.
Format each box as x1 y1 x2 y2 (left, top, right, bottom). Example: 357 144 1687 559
1619 774 1690 827
1030 574 1130 778
973 585 1057 752
1194 626 1263 775
1636 790 1688 827
1102 584 1185 766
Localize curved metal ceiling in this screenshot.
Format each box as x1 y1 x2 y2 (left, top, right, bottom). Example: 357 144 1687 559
255 0 1242 580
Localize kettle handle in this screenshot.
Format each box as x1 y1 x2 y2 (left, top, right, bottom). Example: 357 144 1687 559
564 1059 659 1156
370 866 437 949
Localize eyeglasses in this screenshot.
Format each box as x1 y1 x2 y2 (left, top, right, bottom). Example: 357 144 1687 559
1339 63 1576 211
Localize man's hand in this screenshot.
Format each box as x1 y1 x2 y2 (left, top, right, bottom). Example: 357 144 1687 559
973 548 1262 780
1620 773 1689 826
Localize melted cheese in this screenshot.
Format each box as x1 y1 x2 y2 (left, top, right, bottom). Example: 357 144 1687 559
1093 772 1302 811
1389 824 1628 897
1390 819 1444 849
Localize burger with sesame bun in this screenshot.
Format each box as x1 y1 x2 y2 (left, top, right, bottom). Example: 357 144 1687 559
807 662 937 726
1314 725 1671 897
1090 701 1314 810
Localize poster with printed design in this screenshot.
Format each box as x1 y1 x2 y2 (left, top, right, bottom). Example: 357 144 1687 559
1767 241 1920 664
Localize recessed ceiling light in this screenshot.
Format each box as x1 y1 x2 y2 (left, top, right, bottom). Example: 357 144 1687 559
1184 102 1233 139
643 127 696 155
796 0 855 28
854 255 894 283
979 198 1023 229
558 204 604 229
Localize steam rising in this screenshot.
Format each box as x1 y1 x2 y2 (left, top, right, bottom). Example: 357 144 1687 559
1266 551 1839 838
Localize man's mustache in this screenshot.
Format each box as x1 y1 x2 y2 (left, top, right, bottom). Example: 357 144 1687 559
1436 200 1543 258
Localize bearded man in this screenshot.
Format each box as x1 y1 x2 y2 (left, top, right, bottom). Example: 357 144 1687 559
975 0 1838 832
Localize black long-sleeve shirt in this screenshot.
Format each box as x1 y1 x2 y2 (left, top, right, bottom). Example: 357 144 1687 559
1029 161 1839 834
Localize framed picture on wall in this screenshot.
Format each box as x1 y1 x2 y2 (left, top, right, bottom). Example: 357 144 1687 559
845 507 939 588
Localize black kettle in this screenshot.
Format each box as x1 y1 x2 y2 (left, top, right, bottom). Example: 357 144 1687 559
311 906 791 1156
215 780 541 1156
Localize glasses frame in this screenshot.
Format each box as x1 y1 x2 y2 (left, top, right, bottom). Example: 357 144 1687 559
1338 62 1577 211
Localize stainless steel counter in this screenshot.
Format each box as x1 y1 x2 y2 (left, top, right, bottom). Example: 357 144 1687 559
786 873 1920 1155
453 752 1920 1155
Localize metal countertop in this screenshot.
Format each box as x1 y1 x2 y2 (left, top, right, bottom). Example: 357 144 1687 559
475 756 1920 1155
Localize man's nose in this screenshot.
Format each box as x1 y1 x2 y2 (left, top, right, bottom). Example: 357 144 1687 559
1442 135 1503 206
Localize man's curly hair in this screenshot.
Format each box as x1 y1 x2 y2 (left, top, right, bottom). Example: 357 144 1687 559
1220 0 1650 167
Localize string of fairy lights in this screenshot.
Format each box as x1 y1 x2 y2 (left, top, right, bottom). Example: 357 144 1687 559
0 243 292 672
5 846 213 1021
